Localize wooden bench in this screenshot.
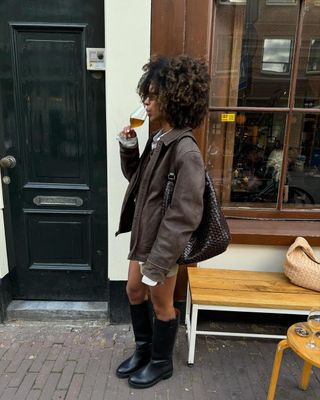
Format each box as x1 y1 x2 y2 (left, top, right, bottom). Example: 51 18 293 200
185 267 320 365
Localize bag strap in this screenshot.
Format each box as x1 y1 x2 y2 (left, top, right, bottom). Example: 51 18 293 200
167 140 179 183
167 133 198 182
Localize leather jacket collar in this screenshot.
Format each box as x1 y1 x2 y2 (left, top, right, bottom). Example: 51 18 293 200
151 127 193 146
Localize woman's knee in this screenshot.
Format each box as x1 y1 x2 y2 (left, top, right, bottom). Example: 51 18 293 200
151 295 175 320
126 282 147 304
152 303 175 320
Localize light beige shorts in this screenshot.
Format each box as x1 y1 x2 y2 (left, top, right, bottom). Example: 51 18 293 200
140 262 179 278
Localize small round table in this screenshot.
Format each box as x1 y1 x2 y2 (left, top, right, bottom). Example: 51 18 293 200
267 323 320 400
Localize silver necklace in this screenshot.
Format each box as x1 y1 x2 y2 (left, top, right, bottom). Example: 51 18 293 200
161 127 174 136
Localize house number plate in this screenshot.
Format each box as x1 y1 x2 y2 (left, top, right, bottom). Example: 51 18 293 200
33 196 83 207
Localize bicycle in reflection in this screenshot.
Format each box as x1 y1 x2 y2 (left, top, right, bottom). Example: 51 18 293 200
207 132 316 205
249 178 315 204
231 149 315 205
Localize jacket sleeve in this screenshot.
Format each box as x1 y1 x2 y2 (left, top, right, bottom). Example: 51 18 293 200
119 142 140 181
143 145 205 282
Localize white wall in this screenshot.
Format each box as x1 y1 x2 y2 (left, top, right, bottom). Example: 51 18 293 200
106 0 151 280
200 244 290 272
200 242 320 272
0 171 8 279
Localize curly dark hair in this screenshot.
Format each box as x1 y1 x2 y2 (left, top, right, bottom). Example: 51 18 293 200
137 55 210 129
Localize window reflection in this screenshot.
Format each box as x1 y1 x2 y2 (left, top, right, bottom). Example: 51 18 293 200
262 39 292 74
295 2 320 107
285 113 320 207
207 112 286 207
207 111 320 208
210 0 299 108
307 39 320 74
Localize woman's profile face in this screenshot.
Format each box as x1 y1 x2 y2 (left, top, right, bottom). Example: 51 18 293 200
144 84 166 126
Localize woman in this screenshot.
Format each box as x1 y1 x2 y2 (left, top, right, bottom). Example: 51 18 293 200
116 55 209 388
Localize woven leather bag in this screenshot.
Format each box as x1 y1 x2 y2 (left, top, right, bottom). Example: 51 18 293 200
162 137 231 264
284 237 320 292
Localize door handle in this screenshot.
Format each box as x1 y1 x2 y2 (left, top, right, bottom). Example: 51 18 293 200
0 155 16 168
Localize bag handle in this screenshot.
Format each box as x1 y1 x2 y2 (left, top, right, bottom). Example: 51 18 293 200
287 237 320 264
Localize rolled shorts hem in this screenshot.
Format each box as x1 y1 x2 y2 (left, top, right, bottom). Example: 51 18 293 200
139 262 179 279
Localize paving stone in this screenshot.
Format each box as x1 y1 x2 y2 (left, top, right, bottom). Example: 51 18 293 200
13 373 37 400
64 373 84 400
57 361 76 390
33 360 54 390
52 389 67 400
0 360 10 374
0 320 318 400
38 373 61 400
25 390 41 400
0 386 16 400
8 359 33 387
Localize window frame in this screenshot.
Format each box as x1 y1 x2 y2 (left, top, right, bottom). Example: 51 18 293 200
208 0 320 222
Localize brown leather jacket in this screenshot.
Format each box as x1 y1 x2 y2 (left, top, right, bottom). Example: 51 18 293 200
116 127 205 282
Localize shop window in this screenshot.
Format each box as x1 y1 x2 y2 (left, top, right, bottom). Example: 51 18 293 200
209 0 320 215
261 39 292 74
208 111 319 209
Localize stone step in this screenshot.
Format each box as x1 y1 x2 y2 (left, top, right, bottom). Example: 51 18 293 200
6 300 108 321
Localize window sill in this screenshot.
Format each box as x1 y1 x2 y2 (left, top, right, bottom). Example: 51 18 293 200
227 219 320 246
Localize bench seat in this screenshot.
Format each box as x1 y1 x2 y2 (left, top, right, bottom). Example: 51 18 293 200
185 267 320 365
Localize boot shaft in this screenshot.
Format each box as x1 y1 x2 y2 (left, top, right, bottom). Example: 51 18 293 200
128 314 179 388
152 315 179 360
130 301 153 343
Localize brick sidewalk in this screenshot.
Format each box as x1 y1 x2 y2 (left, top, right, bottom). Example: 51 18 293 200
0 320 319 400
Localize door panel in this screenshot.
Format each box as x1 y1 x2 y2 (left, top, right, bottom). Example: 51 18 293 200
0 1 107 300
26 211 92 271
11 24 89 185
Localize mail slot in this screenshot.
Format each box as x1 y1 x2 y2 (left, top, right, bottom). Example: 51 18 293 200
33 196 83 207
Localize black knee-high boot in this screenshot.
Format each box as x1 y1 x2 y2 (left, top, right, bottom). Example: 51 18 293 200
128 313 179 388
116 301 153 378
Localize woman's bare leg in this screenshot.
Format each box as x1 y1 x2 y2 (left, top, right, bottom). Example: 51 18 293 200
126 260 149 304
149 275 177 320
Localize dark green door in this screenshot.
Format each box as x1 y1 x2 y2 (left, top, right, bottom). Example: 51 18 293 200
0 1 107 300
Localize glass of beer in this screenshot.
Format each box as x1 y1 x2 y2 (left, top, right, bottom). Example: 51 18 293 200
130 105 147 128
306 307 320 349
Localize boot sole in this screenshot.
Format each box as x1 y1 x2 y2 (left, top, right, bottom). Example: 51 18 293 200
128 371 173 389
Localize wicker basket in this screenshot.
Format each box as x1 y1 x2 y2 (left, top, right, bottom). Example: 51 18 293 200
284 237 320 292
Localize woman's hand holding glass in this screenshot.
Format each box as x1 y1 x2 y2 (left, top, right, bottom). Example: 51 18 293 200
130 104 147 128
118 105 147 142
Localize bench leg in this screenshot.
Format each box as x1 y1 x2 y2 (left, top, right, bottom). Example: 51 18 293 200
188 304 198 365
267 339 289 400
185 282 191 346
185 282 191 326
300 361 312 390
